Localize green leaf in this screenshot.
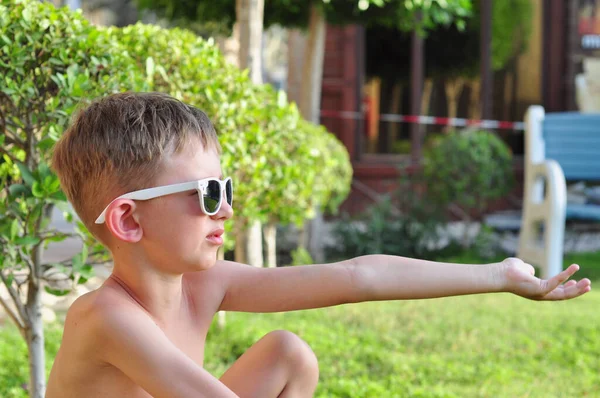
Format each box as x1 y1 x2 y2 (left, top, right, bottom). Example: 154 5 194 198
146 56 155 79
6 272 14 286
80 244 88 265
32 181 44 198
44 286 71 296
9 219 19 241
8 184 29 197
38 162 51 179
16 163 35 187
50 191 67 201
15 236 40 246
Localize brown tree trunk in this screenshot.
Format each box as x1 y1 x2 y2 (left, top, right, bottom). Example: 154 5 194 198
287 28 307 106
264 222 277 268
298 3 326 124
235 0 265 267
216 248 227 328
444 77 465 121
469 79 481 120
298 4 326 260
421 78 434 115
236 0 264 83
234 225 247 264
27 243 45 398
246 220 264 267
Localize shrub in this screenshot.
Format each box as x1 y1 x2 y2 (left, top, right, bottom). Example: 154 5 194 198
325 195 454 261
422 130 514 246
1 2 352 393
108 23 352 240
0 1 144 394
423 130 514 215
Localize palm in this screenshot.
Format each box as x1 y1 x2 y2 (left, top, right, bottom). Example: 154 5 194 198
502 258 591 301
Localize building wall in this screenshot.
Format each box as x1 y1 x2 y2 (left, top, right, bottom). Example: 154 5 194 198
516 0 543 116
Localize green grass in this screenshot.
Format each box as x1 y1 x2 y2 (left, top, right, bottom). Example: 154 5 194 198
0 323 62 398
202 293 600 398
1 252 599 397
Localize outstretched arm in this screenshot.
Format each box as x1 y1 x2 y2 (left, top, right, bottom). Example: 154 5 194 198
216 256 591 313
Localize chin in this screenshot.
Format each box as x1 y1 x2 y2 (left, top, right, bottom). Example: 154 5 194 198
191 254 218 272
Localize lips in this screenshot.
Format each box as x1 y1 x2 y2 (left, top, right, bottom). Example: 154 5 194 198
206 228 224 245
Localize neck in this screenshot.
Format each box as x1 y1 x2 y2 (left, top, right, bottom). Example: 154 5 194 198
108 251 188 325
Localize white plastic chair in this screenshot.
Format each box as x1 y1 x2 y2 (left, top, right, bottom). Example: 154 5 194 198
517 106 567 279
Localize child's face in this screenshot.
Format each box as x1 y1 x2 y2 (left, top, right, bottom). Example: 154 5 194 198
136 140 233 272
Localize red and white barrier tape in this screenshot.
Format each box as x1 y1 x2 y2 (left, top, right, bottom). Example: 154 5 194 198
319 110 525 131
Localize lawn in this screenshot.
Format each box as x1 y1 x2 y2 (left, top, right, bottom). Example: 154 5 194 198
1 252 599 397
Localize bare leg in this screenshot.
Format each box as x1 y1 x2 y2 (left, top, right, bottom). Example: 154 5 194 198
219 330 319 398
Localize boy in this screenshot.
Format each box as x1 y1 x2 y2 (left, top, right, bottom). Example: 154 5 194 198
46 92 591 398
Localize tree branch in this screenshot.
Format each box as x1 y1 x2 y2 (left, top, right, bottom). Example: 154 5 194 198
0 145 20 164
3 132 26 148
18 247 37 288
0 270 28 326
40 231 81 241
0 294 25 332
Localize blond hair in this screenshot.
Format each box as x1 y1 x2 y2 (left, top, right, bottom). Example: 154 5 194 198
52 92 221 242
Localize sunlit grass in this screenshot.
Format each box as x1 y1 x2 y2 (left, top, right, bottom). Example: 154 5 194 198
1 251 599 397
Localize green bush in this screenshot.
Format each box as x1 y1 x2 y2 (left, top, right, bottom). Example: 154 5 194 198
1 0 353 392
108 23 352 240
288 247 314 266
325 195 457 261
423 130 514 218
0 1 146 393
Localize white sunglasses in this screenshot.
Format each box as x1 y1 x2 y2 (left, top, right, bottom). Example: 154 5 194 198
95 177 233 224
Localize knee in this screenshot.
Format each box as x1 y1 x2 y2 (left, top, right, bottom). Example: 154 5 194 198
263 330 319 381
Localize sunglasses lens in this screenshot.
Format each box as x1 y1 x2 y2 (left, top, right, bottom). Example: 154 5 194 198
203 180 221 213
225 179 233 206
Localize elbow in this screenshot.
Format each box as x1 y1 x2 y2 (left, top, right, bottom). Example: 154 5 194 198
343 255 376 304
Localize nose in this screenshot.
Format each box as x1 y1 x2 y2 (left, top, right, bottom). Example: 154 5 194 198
213 192 233 220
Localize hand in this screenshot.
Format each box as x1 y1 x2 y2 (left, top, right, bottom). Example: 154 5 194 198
500 258 591 300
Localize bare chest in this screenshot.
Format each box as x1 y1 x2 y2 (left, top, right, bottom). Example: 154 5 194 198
161 316 211 365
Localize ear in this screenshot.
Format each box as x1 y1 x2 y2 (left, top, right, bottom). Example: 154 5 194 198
104 199 143 243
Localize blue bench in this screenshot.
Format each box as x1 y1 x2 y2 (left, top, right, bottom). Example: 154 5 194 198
518 106 600 278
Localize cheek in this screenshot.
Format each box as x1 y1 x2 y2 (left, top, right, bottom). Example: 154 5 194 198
185 194 204 216
141 197 205 241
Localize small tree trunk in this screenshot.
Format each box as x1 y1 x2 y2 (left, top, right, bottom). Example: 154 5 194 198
461 213 472 249
421 78 434 115
234 227 247 264
308 208 324 263
388 82 403 149
26 279 45 398
26 206 52 398
287 28 307 105
297 224 309 251
245 220 264 267
215 24 240 68
236 0 265 84
216 248 227 328
299 3 326 123
469 79 481 120
263 222 277 268
235 0 265 268
445 78 465 120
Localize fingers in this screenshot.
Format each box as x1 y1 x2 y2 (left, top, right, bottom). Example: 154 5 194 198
564 280 577 288
543 264 580 293
544 278 592 301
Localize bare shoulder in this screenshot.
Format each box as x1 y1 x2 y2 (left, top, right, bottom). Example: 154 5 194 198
182 260 249 309
47 285 152 398
62 282 153 355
